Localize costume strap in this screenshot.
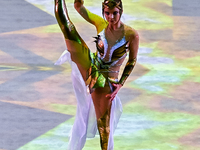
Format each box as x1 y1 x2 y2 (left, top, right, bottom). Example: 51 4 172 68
119 58 137 85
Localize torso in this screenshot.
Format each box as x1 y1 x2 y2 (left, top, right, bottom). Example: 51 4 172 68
105 24 125 56
95 24 132 81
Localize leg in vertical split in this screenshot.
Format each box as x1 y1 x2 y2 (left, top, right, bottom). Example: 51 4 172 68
54 0 91 81
55 0 113 149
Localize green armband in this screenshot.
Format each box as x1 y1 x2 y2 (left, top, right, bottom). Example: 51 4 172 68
119 58 137 86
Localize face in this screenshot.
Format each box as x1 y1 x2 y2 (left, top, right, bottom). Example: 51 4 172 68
104 7 121 25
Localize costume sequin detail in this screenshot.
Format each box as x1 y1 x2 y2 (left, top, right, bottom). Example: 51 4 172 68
87 29 129 92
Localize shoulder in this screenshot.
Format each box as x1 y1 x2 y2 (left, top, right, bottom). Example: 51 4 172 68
97 21 108 34
124 24 139 42
124 24 139 57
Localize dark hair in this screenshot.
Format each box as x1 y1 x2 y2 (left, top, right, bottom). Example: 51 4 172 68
102 0 123 17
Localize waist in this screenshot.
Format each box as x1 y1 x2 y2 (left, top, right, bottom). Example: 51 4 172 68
95 55 120 71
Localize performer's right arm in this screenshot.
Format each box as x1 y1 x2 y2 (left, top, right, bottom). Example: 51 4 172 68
74 0 107 34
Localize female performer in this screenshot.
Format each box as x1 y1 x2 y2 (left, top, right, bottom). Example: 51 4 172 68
54 0 139 149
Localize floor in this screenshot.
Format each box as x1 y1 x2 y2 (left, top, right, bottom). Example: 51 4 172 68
0 0 200 150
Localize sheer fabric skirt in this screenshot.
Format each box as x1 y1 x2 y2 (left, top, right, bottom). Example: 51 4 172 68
55 50 123 150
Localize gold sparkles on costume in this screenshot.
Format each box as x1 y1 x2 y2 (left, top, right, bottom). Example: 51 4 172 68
54 0 136 149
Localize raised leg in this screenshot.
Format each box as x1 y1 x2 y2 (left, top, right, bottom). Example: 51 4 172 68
54 0 91 80
55 1 112 149
54 0 86 46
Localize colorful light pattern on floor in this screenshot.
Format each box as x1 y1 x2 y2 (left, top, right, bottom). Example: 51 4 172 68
1 0 200 150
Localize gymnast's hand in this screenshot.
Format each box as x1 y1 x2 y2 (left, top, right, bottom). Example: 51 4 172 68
106 83 122 101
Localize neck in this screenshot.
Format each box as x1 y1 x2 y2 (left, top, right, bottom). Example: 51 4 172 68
108 20 122 30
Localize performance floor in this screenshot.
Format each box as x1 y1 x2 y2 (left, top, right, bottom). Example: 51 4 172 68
0 0 200 150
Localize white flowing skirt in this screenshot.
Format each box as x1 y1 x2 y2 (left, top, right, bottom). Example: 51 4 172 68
55 50 123 150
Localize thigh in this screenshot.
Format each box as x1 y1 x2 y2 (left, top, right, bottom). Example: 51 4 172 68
65 39 91 81
91 86 112 119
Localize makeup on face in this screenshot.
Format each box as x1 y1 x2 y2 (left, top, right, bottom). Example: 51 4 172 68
104 7 121 24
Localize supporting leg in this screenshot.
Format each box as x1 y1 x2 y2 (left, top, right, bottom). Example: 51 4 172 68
91 86 112 150
97 106 111 150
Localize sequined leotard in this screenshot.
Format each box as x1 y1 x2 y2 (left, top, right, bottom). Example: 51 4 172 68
87 28 129 93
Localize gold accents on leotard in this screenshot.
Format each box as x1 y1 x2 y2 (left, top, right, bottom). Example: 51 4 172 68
54 0 87 47
97 108 111 150
119 58 137 85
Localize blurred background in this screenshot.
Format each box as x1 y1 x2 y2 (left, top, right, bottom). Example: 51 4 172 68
0 0 200 149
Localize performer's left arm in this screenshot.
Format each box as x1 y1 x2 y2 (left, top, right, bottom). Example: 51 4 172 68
106 31 139 101
74 0 107 34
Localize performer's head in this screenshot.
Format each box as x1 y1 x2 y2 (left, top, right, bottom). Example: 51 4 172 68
102 0 123 24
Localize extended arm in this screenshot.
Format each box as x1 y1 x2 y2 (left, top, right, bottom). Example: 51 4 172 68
119 33 139 85
74 0 107 34
106 31 139 101
119 58 137 85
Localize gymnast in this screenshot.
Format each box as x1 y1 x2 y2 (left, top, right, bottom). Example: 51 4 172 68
54 0 139 149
